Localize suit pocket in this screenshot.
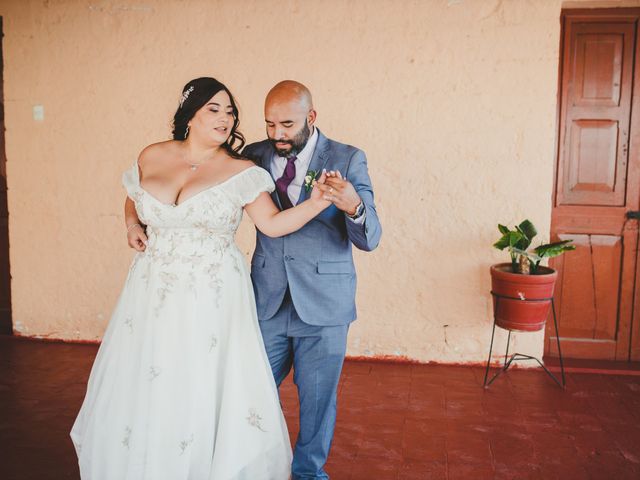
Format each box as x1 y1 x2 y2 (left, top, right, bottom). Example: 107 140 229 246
251 254 265 268
317 260 354 275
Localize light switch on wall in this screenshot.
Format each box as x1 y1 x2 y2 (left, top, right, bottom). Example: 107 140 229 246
33 105 44 121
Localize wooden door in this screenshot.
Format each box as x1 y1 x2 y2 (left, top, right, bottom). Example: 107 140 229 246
0 17 10 335
548 10 640 361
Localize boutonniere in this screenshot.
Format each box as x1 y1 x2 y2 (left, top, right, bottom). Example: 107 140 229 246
303 170 318 192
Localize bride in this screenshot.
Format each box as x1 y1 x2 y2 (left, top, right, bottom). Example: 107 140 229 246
70 77 330 480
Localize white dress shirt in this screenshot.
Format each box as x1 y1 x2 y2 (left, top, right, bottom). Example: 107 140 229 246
270 127 319 206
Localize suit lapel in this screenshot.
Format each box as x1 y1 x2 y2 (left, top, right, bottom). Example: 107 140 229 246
296 129 330 205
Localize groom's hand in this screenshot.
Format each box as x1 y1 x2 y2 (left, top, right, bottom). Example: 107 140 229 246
317 170 361 216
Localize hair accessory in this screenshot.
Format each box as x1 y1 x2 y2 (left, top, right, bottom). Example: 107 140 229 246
179 86 194 108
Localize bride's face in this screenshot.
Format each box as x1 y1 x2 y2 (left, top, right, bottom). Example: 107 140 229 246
188 90 235 145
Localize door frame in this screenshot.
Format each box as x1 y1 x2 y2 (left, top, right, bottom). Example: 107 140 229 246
547 8 640 361
0 16 10 335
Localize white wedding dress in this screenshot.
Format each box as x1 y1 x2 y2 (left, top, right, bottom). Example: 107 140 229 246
71 164 292 480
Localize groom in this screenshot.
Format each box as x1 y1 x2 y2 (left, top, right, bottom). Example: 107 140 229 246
243 80 382 479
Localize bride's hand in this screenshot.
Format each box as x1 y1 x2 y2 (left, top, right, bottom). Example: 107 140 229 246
310 171 331 208
127 224 148 252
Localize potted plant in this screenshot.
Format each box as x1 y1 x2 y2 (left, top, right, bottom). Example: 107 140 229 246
491 220 575 331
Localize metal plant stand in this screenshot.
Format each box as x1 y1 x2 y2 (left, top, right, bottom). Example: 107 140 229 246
483 292 566 388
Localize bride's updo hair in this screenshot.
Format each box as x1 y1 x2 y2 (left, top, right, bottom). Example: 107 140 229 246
172 77 246 158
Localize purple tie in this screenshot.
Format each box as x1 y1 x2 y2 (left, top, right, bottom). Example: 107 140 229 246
275 156 296 210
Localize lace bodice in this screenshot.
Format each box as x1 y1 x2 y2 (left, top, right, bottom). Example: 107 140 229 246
122 163 274 235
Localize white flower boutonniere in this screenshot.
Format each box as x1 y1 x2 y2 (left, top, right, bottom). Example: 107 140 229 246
303 170 318 192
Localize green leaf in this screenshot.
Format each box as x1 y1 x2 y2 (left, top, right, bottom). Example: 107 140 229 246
507 231 525 250
518 219 538 240
494 224 517 250
513 230 531 251
493 235 511 250
498 224 510 235
534 240 576 258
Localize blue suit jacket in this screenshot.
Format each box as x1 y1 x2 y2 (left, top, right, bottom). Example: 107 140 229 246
243 129 382 326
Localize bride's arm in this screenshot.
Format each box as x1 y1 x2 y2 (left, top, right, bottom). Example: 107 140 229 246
244 175 330 238
125 197 147 251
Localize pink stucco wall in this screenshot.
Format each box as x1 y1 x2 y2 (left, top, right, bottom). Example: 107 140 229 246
2 0 638 363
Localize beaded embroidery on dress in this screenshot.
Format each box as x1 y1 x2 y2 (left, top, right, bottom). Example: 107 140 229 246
71 164 291 480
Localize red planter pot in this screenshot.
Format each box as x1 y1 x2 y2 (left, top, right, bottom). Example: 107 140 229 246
490 263 557 332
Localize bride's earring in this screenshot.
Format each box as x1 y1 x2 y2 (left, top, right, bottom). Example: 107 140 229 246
184 125 190 139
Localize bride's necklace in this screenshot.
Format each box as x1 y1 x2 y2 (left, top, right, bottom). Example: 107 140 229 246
184 149 222 171
185 157 211 171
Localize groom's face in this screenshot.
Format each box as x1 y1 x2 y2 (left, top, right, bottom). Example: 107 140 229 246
265 100 316 158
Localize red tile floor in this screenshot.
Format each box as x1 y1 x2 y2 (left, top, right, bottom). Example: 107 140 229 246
1 335 640 479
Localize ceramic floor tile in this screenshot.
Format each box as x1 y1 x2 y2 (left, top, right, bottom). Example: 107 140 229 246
2 336 640 479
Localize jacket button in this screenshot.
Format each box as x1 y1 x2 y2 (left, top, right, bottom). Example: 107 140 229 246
284 255 293 261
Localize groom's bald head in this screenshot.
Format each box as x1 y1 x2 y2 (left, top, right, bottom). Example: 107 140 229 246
265 80 314 112
264 80 317 158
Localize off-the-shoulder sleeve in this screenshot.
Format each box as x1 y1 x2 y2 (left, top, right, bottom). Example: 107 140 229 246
122 162 140 198
236 166 275 206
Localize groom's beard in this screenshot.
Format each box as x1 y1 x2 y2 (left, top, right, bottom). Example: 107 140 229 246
269 121 311 158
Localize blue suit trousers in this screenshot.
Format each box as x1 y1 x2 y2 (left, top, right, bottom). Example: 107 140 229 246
259 291 349 480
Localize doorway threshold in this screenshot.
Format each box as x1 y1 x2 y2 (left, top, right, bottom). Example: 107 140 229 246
544 356 640 376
